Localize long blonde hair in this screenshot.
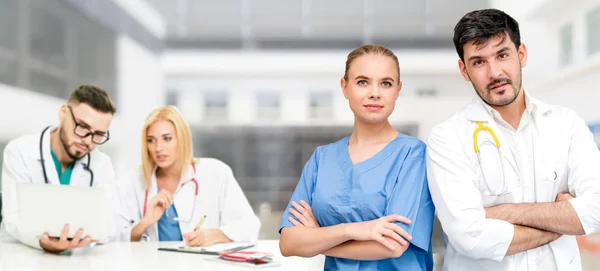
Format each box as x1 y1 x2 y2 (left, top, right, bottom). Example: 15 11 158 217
141 106 194 188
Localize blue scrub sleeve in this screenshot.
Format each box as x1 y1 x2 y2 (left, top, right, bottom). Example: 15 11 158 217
278 147 320 233
385 146 435 253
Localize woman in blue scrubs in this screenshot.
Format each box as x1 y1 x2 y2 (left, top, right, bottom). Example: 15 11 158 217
279 44 435 271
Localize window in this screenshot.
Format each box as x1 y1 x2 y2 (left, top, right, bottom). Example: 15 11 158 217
30 5 67 69
309 92 333 119
587 6 600 56
0 57 18 86
76 28 99 80
203 91 229 120
166 91 179 106
559 23 573 67
30 71 66 98
256 92 280 120
0 0 18 50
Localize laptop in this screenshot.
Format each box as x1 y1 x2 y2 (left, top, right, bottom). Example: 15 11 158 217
16 182 111 243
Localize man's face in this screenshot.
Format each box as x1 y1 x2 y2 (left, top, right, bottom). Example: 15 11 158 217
58 103 113 160
458 33 527 107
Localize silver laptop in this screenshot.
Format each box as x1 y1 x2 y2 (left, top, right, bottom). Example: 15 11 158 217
16 182 111 243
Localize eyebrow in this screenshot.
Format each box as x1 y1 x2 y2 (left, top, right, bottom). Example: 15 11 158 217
467 47 511 62
76 119 108 135
355 75 395 82
147 133 172 138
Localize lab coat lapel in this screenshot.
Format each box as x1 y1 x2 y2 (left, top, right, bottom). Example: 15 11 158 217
465 100 519 175
532 103 555 201
173 164 196 232
141 168 160 240
71 158 91 187
41 127 60 185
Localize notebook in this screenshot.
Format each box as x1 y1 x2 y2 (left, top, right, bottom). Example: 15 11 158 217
158 242 255 255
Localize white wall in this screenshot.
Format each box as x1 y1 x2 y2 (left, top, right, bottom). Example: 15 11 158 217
164 49 474 141
515 0 600 123
111 36 165 175
0 84 65 142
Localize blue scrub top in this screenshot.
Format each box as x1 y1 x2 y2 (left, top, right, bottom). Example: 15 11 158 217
157 190 183 242
279 134 435 271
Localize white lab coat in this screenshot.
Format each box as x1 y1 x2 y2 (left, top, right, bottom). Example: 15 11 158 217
0 126 118 249
116 158 261 243
426 94 600 270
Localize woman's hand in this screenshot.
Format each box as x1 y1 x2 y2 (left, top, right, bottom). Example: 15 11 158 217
183 229 232 247
345 214 412 250
142 190 173 224
288 200 320 228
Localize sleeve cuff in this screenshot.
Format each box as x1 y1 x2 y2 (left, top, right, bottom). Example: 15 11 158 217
480 219 514 262
568 197 594 235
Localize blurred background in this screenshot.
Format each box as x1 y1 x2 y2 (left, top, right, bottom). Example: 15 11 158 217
0 0 599 269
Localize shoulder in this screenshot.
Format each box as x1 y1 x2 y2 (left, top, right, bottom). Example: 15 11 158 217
311 136 348 159
195 157 234 173
4 133 40 158
395 133 426 158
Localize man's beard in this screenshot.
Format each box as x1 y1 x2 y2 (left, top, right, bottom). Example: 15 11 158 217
59 127 88 160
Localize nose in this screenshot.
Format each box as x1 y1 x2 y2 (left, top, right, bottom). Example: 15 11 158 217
155 140 164 152
487 60 502 79
369 84 381 99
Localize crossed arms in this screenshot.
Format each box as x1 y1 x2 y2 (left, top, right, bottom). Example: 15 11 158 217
426 120 600 262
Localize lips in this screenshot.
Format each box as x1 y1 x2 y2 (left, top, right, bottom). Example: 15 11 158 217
156 155 168 162
364 104 383 108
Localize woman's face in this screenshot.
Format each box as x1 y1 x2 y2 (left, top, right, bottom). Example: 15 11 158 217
146 120 178 170
341 54 402 125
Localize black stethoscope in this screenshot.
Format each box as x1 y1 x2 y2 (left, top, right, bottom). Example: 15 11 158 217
39 126 94 186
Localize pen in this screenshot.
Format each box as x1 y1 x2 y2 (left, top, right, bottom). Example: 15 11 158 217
194 215 206 231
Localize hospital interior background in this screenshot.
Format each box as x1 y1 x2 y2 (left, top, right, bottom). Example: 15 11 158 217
0 0 599 269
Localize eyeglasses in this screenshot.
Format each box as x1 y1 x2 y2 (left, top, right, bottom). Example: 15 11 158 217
68 106 110 145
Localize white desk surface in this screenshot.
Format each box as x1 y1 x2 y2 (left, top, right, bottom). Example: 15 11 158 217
0 240 325 271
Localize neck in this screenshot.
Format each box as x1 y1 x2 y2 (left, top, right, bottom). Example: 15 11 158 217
492 89 526 130
349 119 398 146
49 128 74 169
156 164 181 181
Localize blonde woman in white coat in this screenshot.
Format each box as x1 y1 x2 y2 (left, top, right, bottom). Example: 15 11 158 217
117 106 260 246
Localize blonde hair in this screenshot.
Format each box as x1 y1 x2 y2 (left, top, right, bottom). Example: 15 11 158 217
343 44 400 81
141 106 194 188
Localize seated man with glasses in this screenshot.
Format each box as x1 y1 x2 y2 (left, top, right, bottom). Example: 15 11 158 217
0 85 117 253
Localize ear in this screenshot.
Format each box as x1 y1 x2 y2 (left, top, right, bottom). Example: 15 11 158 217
458 59 471 82
396 81 403 98
58 104 67 122
340 78 349 99
518 43 528 68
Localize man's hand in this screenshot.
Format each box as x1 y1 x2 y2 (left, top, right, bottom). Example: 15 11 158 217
288 200 320 228
39 224 95 253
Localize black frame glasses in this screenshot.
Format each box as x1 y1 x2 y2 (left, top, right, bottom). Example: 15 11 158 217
68 106 110 145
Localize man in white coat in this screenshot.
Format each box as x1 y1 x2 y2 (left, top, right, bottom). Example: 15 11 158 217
426 9 600 270
1 85 117 253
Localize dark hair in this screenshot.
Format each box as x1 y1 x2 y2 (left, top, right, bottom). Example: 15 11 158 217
453 9 521 61
67 85 117 114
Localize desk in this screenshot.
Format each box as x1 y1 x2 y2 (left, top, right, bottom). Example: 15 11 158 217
0 240 325 271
